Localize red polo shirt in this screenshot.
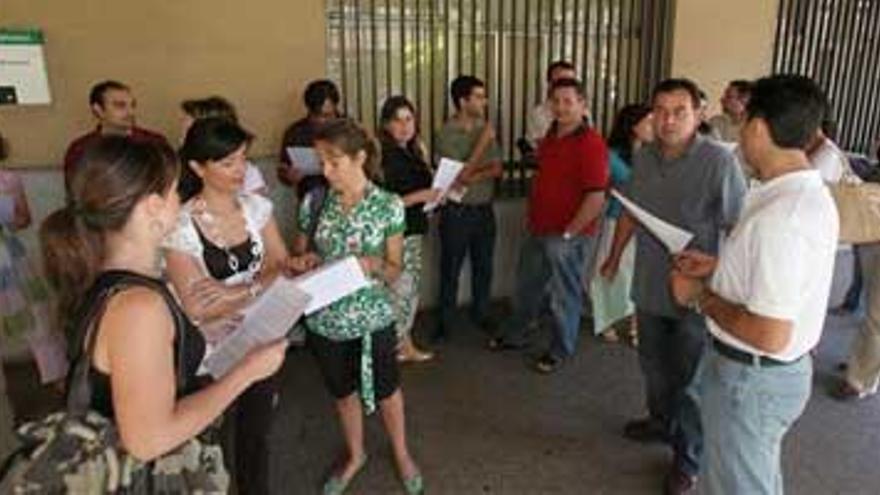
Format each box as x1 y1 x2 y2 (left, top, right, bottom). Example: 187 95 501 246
528 123 609 236
63 126 170 194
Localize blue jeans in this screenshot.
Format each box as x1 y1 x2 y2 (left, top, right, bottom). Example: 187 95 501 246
503 234 597 359
700 345 812 494
637 311 706 476
438 203 496 328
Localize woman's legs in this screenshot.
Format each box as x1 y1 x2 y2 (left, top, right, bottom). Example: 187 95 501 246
333 393 367 478
379 389 419 479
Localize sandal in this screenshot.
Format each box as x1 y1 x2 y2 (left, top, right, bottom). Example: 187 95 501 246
322 454 368 495
398 349 435 363
401 472 424 495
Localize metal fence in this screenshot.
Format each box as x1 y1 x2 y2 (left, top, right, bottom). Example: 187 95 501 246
773 0 880 155
326 0 675 194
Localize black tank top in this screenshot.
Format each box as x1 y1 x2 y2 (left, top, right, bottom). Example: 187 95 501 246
68 270 206 418
192 221 259 281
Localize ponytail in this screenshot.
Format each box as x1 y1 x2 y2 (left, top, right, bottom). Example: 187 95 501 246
315 118 383 182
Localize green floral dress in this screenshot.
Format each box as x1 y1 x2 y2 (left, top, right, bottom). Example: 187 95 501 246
298 182 405 413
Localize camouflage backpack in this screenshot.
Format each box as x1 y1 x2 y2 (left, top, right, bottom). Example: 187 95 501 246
0 273 229 494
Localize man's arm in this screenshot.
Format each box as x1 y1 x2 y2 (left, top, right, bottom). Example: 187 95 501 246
566 191 605 235
699 289 793 353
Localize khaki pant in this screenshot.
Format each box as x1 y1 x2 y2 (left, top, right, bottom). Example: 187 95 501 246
845 242 880 394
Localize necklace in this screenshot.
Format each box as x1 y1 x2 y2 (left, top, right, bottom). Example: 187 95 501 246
192 197 263 279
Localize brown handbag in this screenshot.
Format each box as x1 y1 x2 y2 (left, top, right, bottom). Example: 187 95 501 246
828 176 880 244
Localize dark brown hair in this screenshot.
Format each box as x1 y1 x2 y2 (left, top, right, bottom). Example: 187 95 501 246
314 118 382 181
379 95 428 163
40 136 178 328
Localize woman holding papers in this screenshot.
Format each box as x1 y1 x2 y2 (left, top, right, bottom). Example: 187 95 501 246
593 104 653 345
293 119 423 495
378 96 440 363
40 137 287 462
164 118 291 495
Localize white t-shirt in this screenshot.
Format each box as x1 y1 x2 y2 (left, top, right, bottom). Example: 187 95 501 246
708 169 839 361
243 160 268 195
809 137 853 184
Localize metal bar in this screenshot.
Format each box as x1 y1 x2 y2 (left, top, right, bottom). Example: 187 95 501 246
549 0 556 62
660 0 674 80
820 0 845 90
625 0 636 104
497 0 505 168
338 0 349 115
582 0 592 104
484 0 492 82
637 0 648 101
802 0 821 77
780 0 797 73
561 0 568 60
429 0 436 156
849 0 874 151
603 0 614 131
522 0 533 134
400 0 407 97
471 0 478 74
787 0 806 74
510 0 519 169
856 0 880 153
830 0 858 131
613 0 623 119
572 0 580 67
592 0 602 117
415 0 421 107
370 0 379 127
354 0 364 121
812 0 832 88
455 0 464 77
444 0 450 119
536 0 545 105
842 0 872 150
385 0 392 100
772 0 786 72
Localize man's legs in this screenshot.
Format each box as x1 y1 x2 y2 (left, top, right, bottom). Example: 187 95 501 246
546 236 593 359
844 242 880 395
668 313 708 478
702 348 812 495
496 236 551 347
437 205 471 340
634 311 677 429
469 205 497 327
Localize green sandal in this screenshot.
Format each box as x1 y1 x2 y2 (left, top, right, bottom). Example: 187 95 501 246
402 472 424 495
322 454 368 495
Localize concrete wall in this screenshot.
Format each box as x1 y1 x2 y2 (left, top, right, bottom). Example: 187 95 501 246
670 0 779 114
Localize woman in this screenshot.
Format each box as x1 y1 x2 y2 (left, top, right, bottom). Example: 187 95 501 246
180 96 268 196
164 118 290 494
592 104 653 344
39 136 286 462
378 96 440 362
292 119 422 494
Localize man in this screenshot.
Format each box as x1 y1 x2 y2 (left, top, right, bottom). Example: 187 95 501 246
489 78 608 373
523 60 578 150
600 78 747 493
63 80 169 193
708 80 752 142
670 74 838 494
277 79 341 199
433 75 503 341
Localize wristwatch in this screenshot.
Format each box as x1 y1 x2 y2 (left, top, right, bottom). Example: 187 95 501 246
562 231 573 240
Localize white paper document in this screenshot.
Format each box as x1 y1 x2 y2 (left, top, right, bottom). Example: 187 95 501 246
611 189 694 253
293 256 370 314
424 158 465 211
201 278 310 379
285 146 323 175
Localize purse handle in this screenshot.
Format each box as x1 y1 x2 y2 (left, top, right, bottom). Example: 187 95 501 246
66 273 187 418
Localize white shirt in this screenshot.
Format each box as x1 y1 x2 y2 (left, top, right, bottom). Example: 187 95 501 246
708 169 839 361
809 138 853 184
243 160 268 195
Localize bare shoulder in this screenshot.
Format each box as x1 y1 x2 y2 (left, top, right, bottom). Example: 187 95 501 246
101 286 174 340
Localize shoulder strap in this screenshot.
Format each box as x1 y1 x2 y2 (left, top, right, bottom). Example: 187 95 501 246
66 273 186 417
306 185 328 251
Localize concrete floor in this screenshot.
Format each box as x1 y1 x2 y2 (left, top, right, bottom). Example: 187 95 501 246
4 308 880 494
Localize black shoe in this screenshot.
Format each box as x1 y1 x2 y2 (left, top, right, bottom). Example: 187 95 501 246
486 337 525 352
532 353 564 374
622 417 669 443
663 466 697 495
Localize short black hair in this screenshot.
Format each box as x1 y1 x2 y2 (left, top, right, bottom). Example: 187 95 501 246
303 79 341 115
549 78 587 99
450 75 485 110
651 78 701 109
178 117 253 201
181 96 238 123
729 79 753 98
89 80 129 107
546 60 576 81
747 74 827 149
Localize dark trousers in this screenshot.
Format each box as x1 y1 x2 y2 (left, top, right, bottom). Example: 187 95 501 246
637 310 706 477
438 203 496 329
222 375 279 495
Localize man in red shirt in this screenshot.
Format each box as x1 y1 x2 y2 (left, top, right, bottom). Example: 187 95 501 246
489 78 609 373
63 80 169 194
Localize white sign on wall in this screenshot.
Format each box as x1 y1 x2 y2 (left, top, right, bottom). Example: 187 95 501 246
0 28 52 105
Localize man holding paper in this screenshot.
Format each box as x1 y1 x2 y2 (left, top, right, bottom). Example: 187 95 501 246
670 75 838 494
433 75 504 341
488 78 608 374
600 79 747 494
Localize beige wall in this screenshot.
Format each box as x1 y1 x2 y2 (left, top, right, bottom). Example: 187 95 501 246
0 0 327 166
670 0 779 113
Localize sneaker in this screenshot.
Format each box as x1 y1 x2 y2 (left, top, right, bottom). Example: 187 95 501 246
663 466 697 495
622 417 669 443
533 354 564 374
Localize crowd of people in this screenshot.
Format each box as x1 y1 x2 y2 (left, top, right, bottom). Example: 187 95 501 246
0 60 877 495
